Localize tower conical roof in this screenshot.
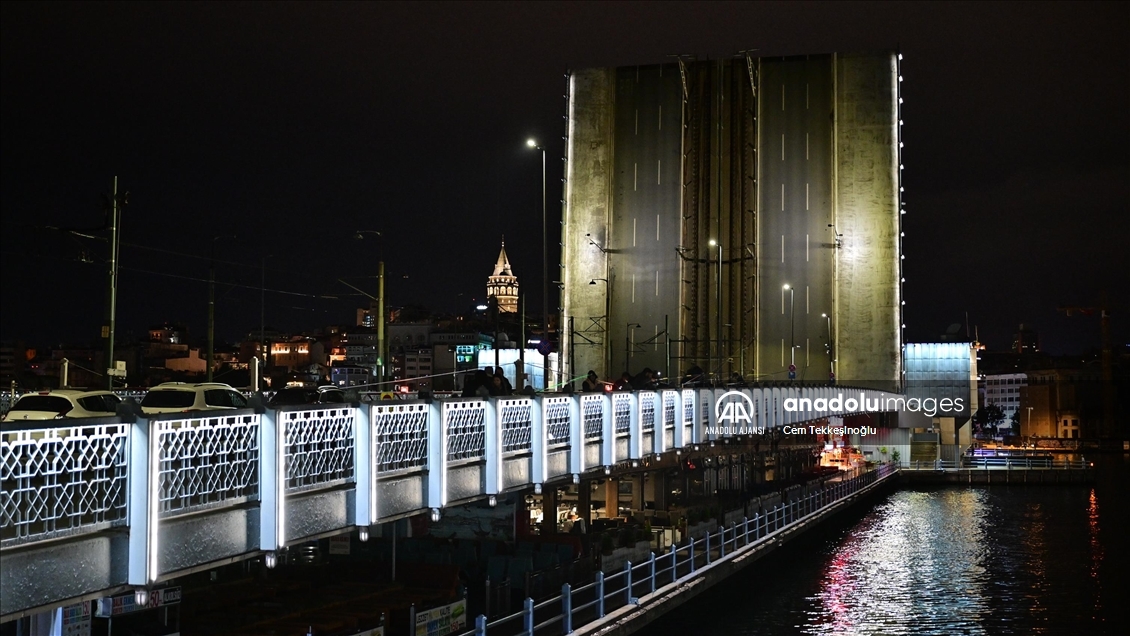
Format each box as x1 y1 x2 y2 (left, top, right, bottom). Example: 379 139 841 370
493 239 514 277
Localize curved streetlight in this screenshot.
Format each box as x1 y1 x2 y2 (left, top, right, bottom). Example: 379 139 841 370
527 138 548 389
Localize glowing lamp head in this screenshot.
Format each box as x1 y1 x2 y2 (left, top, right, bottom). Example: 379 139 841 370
782 284 791 290
526 139 537 148
708 239 717 247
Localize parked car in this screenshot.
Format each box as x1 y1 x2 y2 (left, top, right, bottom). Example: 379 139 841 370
268 385 347 408
2 389 122 422
140 382 248 414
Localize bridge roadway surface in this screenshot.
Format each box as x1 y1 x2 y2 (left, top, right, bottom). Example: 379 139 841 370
758 55 835 382
0 384 902 620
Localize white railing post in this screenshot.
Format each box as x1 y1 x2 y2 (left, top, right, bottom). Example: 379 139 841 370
127 414 156 587
427 399 447 513
354 403 374 528
628 392 642 461
600 393 615 469
568 395 584 480
532 396 547 491
259 407 285 553
484 398 502 498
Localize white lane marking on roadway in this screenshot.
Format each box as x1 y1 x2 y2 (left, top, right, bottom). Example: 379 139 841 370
658 160 661 185
631 274 636 303
781 183 784 211
806 183 809 210
655 271 659 297
806 234 809 262
656 214 660 241
633 217 637 247
781 134 785 161
806 133 809 160
781 288 785 314
806 286 809 314
658 105 662 130
781 235 785 263
634 163 637 191
782 84 785 111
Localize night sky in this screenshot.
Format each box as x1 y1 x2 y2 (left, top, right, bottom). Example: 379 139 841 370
2 2 1127 355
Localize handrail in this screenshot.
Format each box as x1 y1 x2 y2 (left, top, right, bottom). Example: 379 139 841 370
458 465 899 636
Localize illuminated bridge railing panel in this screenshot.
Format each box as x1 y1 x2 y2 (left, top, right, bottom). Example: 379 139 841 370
498 398 533 453
662 391 676 430
613 393 632 435
0 421 129 545
156 412 260 517
444 400 486 462
639 391 657 432
543 396 572 447
373 403 428 473
281 407 355 493
580 394 604 440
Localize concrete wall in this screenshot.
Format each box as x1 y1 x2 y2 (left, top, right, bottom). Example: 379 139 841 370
562 68 617 380
833 53 901 388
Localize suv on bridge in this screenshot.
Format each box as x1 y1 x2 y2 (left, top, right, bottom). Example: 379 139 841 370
140 382 249 414
2 389 122 422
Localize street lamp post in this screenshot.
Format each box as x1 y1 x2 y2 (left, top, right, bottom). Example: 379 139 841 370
821 312 834 381
354 230 385 384
625 322 641 377
527 139 548 390
709 239 723 378
260 254 274 389
783 284 795 375
590 278 610 378
207 234 237 382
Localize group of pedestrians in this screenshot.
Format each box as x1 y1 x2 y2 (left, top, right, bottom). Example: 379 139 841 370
462 366 532 397
581 367 663 392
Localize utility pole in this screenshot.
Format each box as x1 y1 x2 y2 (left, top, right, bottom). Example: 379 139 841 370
103 177 124 390
208 235 236 382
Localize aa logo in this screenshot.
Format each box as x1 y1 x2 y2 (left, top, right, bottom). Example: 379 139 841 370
715 390 755 426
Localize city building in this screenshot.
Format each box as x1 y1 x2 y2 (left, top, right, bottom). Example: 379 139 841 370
1019 367 1104 439
561 52 904 386
980 373 1027 434
330 364 373 388
486 240 519 314
1012 323 1040 354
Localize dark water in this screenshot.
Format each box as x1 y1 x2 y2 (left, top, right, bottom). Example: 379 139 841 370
643 455 1130 635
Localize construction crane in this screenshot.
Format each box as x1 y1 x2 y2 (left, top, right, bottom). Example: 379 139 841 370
1057 299 1115 438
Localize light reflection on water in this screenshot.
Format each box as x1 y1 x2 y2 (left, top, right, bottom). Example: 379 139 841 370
643 459 1128 636
801 490 994 635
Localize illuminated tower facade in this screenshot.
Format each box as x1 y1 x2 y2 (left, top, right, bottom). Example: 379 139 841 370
487 240 519 314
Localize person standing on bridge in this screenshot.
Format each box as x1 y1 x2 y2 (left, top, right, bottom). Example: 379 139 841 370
582 370 601 392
